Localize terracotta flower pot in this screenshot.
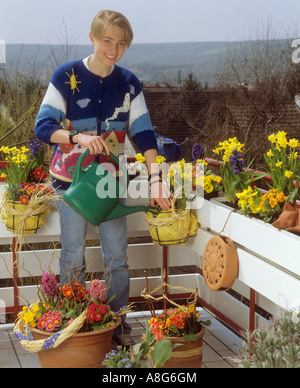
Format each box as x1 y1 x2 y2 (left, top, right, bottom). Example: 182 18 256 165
160 326 205 368
202 236 238 291
29 317 121 368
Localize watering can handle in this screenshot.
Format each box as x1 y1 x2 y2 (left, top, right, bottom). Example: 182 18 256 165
73 148 128 184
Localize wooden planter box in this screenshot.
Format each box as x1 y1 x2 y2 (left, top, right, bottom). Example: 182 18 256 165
190 197 300 314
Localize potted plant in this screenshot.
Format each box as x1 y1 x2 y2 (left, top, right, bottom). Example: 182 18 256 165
143 154 200 246
102 303 210 369
0 140 53 241
140 277 211 368
239 308 300 368
13 273 129 368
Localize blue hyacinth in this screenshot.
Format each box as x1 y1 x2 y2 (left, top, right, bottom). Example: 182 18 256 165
229 151 246 175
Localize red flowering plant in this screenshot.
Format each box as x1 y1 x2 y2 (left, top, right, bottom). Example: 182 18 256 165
18 272 118 333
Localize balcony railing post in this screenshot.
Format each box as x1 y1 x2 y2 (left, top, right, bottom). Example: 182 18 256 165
249 288 256 332
12 237 19 320
162 246 168 311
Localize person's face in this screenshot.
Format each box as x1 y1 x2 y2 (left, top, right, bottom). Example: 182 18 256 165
89 24 126 68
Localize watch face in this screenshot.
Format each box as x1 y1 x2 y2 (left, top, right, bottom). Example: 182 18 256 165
69 130 78 136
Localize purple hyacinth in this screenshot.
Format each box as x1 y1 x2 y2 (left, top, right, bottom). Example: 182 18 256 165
192 143 205 161
229 150 246 175
28 139 42 157
41 270 59 298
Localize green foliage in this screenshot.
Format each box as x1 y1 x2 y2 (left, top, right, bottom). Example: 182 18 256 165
239 309 300 368
0 65 45 146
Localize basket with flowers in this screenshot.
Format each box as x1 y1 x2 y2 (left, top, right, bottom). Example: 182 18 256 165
142 153 202 246
14 272 131 368
0 140 54 238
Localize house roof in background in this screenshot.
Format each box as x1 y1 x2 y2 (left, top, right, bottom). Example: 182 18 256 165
143 87 300 149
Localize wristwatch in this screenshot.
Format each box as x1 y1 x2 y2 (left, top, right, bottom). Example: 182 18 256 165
69 130 78 144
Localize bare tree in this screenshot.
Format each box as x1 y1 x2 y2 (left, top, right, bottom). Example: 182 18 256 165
196 21 298 164
49 18 81 68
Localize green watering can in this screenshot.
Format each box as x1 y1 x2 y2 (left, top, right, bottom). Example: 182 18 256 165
63 149 151 225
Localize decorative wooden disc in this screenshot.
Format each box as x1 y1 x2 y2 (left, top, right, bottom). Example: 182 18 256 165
202 236 238 291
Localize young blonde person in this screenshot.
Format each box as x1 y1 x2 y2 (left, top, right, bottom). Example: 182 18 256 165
35 10 171 347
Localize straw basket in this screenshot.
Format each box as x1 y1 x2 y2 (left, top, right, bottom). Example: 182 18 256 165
14 308 121 368
144 208 199 246
0 191 50 235
0 199 50 234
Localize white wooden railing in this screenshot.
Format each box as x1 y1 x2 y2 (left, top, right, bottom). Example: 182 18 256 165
1 181 300 335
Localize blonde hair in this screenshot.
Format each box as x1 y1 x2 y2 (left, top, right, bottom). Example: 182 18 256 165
91 10 133 48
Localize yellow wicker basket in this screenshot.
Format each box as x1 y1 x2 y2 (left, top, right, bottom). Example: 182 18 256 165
144 208 199 246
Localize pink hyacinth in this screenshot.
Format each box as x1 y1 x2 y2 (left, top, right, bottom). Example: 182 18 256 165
89 279 106 303
67 318 74 326
41 271 59 298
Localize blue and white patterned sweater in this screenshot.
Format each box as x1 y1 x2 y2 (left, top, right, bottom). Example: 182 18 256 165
34 57 157 189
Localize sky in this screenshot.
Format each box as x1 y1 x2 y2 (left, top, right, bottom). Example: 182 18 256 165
0 0 300 45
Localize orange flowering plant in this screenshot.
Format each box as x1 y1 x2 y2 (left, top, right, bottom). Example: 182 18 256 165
148 303 211 342
131 302 211 368
236 186 287 223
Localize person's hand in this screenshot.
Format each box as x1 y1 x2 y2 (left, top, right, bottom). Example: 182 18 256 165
150 181 173 210
74 133 110 155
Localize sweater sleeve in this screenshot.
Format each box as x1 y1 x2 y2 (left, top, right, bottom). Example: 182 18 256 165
128 87 158 154
34 73 67 145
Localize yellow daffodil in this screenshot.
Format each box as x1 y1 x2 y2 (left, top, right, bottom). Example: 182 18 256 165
196 158 207 166
135 153 146 163
268 133 276 143
155 155 166 164
288 138 299 148
284 170 293 178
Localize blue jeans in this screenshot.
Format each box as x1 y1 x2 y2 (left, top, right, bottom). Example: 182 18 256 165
56 189 131 335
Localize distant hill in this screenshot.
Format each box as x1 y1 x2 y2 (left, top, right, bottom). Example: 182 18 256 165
2 40 290 86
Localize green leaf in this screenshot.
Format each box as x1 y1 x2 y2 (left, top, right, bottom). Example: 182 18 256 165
107 294 115 304
151 339 173 368
145 320 153 343
182 332 198 342
137 340 150 358
201 319 211 327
